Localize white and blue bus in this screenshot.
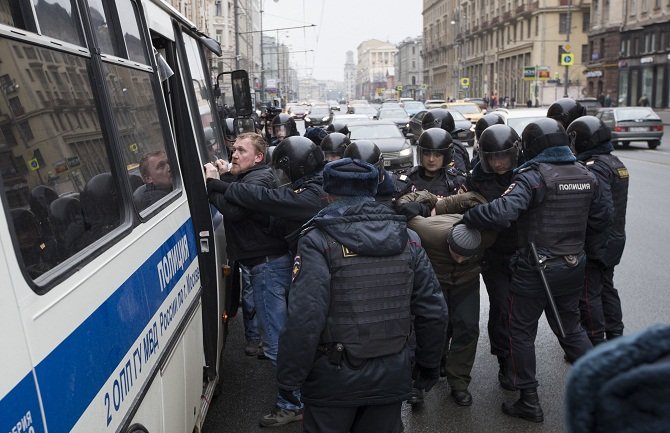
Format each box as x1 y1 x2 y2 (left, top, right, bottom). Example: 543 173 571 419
0 0 246 431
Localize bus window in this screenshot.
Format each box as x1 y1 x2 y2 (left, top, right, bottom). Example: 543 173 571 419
86 0 149 65
32 0 84 46
101 62 179 212
182 34 226 162
0 37 123 281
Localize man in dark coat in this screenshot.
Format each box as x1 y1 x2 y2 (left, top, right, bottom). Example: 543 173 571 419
277 158 448 433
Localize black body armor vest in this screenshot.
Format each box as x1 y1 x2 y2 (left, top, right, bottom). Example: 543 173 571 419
408 167 458 197
518 162 596 256
320 235 413 359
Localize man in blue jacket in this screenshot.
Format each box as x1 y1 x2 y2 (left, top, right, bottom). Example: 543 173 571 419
277 158 448 433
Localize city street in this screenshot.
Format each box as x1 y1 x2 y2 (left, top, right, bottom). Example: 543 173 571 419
202 127 670 433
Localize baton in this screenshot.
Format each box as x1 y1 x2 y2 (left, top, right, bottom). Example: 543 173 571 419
529 242 566 338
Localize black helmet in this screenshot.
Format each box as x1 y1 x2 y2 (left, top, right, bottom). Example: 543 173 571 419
475 113 505 141
417 128 453 168
547 98 587 129
521 118 569 161
321 132 351 160
80 172 121 228
566 115 612 154
270 113 299 139
344 140 384 182
29 185 58 223
271 136 324 183
326 122 350 137
478 124 520 174
421 108 455 133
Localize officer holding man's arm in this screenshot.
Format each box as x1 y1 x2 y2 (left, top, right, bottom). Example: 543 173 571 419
462 118 612 423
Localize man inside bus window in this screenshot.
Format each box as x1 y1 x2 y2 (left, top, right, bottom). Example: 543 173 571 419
135 150 173 209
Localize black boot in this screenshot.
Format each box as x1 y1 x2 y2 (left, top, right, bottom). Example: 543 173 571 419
502 388 544 423
497 356 515 391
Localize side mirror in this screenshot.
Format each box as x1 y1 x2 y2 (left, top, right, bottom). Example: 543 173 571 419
231 70 253 117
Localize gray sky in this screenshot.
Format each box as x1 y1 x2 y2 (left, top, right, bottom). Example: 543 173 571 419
262 0 422 82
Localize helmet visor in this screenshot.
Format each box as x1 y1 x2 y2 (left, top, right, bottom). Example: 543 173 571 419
480 147 519 174
272 124 288 139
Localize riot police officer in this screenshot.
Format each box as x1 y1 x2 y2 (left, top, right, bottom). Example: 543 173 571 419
407 128 464 197
472 112 505 165
277 158 448 433
268 113 299 146
568 115 629 343
462 124 520 390
326 121 351 137
462 118 612 422
321 132 351 161
421 108 471 173
547 98 587 130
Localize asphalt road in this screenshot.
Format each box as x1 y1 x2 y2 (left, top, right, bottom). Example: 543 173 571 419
202 126 670 433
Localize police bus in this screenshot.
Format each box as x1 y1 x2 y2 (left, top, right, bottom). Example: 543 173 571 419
0 1 248 431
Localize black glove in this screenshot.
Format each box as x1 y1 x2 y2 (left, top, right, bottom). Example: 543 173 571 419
278 388 301 406
413 365 440 392
395 201 431 220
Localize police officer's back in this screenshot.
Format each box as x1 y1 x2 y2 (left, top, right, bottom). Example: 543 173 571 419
462 118 612 422
277 158 448 433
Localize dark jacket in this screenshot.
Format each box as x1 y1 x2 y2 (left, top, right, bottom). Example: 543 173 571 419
463 146 612 295
222 172 328 241
407 165 465 197
576 142 628 267
407 213 492 287
277 199 448 406
207 164 287 261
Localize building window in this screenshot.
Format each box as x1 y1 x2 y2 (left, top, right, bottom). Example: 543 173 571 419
581 44 589 62
582 12 590 31
17 121 33 141
559 13 569 34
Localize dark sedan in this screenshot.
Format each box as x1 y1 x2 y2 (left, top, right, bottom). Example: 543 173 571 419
377 107 410 135
347 119 414 171
304 105 332 128
407 110 474 146
595 106 664 149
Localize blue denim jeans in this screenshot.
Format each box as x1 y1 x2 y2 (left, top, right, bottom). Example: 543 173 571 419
243 253 292 363
243 253 302 411
240 266 261 344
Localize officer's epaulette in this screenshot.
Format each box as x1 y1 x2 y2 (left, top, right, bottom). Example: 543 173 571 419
585 159 596 166
298 216 317 238
517 166 533 173
397 174 410 183
447 166 466 176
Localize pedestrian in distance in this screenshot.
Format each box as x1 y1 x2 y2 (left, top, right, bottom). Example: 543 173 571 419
277 158 448 433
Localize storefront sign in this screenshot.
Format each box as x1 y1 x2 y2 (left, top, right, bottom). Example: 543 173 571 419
585 70 603 78
640 56 654 64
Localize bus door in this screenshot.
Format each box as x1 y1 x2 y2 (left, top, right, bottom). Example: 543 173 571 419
144 2 229 390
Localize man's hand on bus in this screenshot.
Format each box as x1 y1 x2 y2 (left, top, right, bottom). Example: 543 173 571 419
213 159 230 175
204 162 221 179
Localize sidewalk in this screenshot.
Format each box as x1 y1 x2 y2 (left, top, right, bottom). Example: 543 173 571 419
656 108 670 125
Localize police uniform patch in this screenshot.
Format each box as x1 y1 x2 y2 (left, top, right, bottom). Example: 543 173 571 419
617 167 629 179
502 182 516 196
292 256 301 282
294 187 306 193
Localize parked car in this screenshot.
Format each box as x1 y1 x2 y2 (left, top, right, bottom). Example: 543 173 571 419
304 105 333 128
493 107 548 136
287 104 309 119
444 101 485 125
347 119 414 171
576 97 603 116
595 106 664 149
377 107 410 134
350 105 379 119
408 110 474 146
402 100 426 116
424 99 447 109
464 97 489 111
